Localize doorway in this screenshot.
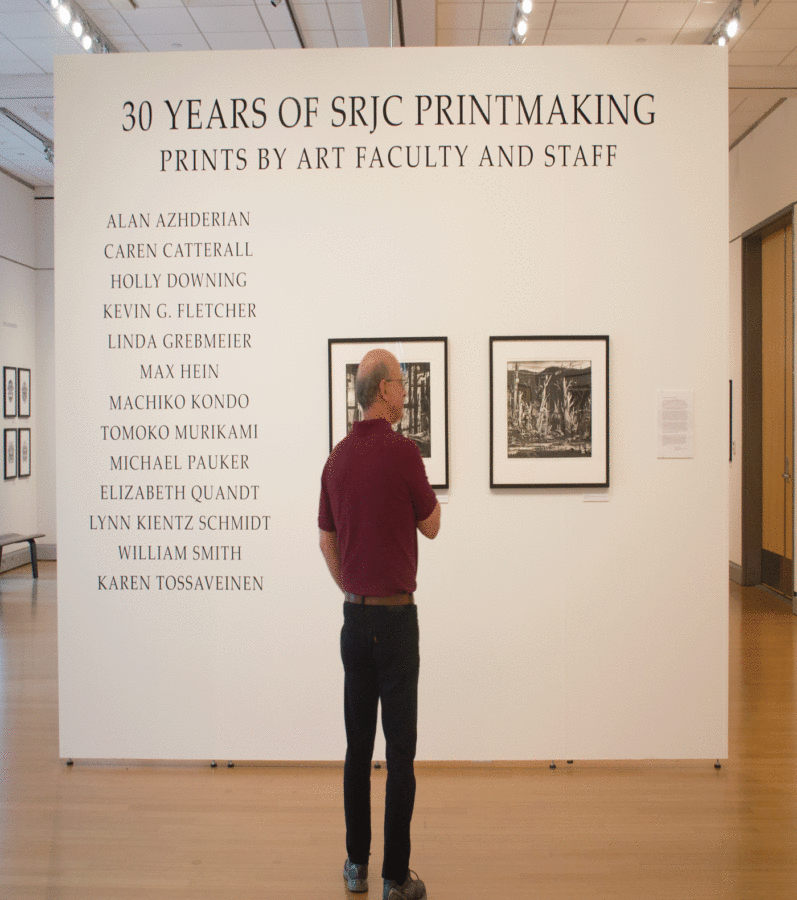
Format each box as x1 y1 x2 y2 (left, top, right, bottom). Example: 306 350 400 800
742 212 795 602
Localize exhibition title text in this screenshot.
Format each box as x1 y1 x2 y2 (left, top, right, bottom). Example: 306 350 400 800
121 92 656 173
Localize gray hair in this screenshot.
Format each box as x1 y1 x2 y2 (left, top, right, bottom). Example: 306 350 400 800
355 359 390 412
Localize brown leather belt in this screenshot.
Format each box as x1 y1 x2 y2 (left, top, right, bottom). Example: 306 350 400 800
344 591 414 606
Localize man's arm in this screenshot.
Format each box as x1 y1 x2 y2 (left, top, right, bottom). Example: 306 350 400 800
319 528 344 590
417 501 441 539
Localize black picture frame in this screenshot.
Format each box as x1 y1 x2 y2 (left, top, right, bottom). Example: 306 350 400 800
17 428 30 478
17 368 30 418
328 337 449 489
490 335 609 488
4 427 18 479
3 366 16 418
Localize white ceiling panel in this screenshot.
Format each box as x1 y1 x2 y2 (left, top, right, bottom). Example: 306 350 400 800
548 3 624 30
437 28 480 45
333 28 368 46
480 28 513 45
731 50 791 66
328 3 367 31
480 2 514 30
139 31 208 48
255 2 297 32
438 3 483 30
189 6 266 31
185 0 257 7
616 3 695 30
205 30 275 47
117 0 185 8
0 35 41 72
729 63 797 86
734 28 797 52
87 9 136 36
269 28 303 47
545 28 614 44
751 2 797 30
303 29 338 46
684 2 731 32
13 35 84 70
0 11 66 38
108 33 148 50
117 8 201 34
610 29 681 45
294 5 333 30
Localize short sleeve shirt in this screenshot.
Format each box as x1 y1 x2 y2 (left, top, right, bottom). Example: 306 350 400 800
318 418 438 596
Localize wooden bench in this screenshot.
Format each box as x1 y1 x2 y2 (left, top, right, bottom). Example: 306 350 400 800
0 533 46 578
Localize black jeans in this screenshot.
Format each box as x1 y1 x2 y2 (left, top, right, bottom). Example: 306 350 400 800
341 602 420 883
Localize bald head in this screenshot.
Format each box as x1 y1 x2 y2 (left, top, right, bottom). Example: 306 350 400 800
356 349 403 419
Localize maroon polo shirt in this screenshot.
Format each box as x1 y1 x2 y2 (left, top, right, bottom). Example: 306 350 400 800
319 418 437 596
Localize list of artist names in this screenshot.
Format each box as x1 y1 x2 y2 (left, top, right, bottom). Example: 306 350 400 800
93 210 267 594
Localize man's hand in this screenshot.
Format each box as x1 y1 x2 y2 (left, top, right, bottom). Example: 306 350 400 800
319 528 344 590
417 501 441 539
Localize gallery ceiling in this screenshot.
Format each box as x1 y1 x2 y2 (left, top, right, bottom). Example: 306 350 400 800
0 0 795 190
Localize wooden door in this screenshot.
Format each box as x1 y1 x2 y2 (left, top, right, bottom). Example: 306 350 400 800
761 222 794 596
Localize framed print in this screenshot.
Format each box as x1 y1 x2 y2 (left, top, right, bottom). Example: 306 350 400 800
17 368 30 418
3 366 16 418
4 427 18 479
490 336 609 488
329 337 449 488
18 428 30 477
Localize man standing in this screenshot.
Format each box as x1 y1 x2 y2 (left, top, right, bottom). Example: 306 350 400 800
319 349 441 900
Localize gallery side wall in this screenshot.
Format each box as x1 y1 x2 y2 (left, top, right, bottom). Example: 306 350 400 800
0 171 39 566
729 97 797 597
34 198 56 557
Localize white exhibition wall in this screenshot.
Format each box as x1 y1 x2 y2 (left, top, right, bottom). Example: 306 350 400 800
55 46 729 761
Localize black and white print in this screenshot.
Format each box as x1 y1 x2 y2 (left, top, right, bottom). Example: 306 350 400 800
4 427 18 479
4 366 16 418
17 368 31 418
18 428 31 477
507 360 592 458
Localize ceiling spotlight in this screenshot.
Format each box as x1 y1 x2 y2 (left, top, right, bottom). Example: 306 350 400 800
516 19 528 37
58 4 71 25
519 0 532 14
718 34 727 46
81 33 92 50
71 19 83 38
726 15 739 38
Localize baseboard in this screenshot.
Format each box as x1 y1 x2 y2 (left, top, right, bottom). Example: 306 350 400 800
729 561 743 585
37 543 57 561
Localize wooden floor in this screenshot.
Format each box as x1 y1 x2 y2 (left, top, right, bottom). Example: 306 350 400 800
0 563 795 899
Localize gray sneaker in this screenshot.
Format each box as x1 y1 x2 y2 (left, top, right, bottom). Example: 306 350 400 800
383 870 427 900
343 858 368 893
